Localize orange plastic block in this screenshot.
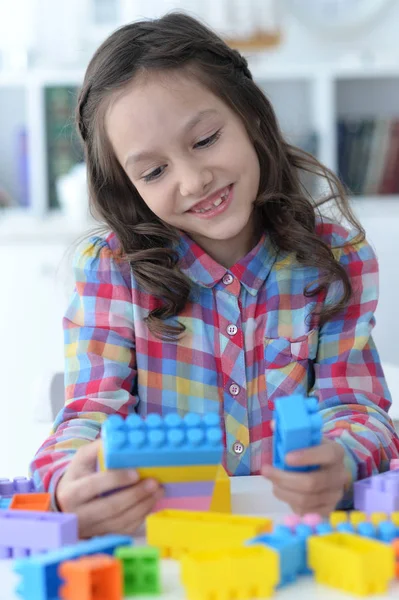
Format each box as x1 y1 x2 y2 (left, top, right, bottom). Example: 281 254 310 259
59 554 123 600
147 509 272 558
394 539 399 579
9 493 51 512
210 465 231 513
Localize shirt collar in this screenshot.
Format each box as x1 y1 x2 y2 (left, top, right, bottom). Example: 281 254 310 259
176 232 279 296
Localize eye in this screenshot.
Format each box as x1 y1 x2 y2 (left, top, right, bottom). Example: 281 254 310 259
142 165 166 183
194 129 222 149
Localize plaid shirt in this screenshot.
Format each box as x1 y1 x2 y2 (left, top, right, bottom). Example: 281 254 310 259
31 220 399 495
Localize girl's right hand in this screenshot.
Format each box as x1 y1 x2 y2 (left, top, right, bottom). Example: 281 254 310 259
55 439 164 538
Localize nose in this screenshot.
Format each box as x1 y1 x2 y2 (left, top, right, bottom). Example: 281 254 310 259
178 159 213 198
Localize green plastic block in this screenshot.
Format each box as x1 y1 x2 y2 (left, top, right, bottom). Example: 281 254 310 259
115 545 161 595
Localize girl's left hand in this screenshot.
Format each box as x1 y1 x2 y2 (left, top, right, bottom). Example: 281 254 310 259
261 439 351 517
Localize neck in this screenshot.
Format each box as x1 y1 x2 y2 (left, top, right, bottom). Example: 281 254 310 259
190 217 260 269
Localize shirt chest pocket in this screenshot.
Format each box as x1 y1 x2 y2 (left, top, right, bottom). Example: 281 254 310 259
264 330 318 407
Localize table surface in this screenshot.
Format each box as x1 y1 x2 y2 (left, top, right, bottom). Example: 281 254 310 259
1 476 398 600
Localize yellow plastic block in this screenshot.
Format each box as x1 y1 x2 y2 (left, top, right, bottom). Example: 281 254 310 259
391 512 399 527
309 532 395 596
370 512 388 526
329 511 348 529
209 465 231 513
146 509 273 558
349 511 367 528
181 545 279 600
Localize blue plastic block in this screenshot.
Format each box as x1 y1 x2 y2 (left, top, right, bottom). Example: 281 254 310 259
357 522 376 538
101 412 224 468
0 497 11 509
248 526 304 587
336 522 355 534
0 477 35 498
272 395 322 472
315 523 333 535
14 534 132 600
378 521 397 543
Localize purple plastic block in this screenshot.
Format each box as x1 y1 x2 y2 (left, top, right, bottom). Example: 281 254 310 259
0 510 78 559
0 477 35 498
162 481 215 498
354 469 399 514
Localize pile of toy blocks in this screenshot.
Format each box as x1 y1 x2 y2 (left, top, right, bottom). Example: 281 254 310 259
1 396 398 599
99 411 231 513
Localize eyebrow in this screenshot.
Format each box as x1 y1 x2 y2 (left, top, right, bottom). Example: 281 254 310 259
124 108 219 169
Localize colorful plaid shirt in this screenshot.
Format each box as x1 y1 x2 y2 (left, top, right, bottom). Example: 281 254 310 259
30 220 399 496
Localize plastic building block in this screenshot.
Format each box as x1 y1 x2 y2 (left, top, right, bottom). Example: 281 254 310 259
390 459 399 470
161 481 214 498
308 532 395 596
0 510 78 559
248 527 304 587
146 509 272 558
349 511 368 528
14 535 132 600
301 513 323 530
370 511 389 526
354 469 399 514
210 464 231 513
115 546 161 595
136 465 220 483
9 493 51 511
0 497 12 509
393 539 399 579
181 545 279 600
152 496 212 511
330 511 348 529
273 395 322 472
283 514 302 531
101 412 223 469
59 555 123 600
0 477 35 497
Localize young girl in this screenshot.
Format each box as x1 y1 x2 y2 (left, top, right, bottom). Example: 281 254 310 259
31 13 399 537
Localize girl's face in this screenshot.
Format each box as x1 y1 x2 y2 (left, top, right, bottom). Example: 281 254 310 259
106 71 260 266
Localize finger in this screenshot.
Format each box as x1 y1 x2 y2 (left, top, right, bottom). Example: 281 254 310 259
80 487 164 538
76 478 162 529
261 464 347 495
285 439 344 468
65 439 104 480
272 485 344 517
57 468 141 510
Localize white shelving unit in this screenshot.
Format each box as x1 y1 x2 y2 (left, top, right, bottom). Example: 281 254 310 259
1 61 399 212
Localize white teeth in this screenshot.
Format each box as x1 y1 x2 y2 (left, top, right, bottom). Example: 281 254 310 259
213 197 223 207
191 187 229 213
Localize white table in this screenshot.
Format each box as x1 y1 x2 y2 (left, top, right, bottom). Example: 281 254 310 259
1 476 398 599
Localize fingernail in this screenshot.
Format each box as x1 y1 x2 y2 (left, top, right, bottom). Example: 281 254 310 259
128 470 139 482
144 479 158 492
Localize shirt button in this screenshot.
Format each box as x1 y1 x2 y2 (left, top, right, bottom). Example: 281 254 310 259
227 324 238 336
229 383 240 396
222 273 234 285
233 441 245 455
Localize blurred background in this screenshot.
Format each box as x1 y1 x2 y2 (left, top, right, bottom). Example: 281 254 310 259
0 0 398 477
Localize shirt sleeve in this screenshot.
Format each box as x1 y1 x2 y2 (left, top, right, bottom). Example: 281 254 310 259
310 232 399 490
29 234 138 494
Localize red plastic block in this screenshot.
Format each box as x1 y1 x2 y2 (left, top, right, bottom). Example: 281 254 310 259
10 493 51 511
59 554 123 600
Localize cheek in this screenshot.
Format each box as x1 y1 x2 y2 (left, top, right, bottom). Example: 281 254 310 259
135 185 173 220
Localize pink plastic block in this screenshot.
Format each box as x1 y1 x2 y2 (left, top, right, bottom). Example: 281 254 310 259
152 496 212 512
390 459 399 471
283 514 302 531
302 513 323 530
0 509 78 558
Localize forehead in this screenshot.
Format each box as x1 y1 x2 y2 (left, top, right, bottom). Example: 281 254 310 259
105 72 227 156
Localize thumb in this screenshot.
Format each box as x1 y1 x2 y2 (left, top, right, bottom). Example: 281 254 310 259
67 438 103 480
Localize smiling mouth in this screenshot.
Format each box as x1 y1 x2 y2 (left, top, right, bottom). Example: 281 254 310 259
188 185 231 214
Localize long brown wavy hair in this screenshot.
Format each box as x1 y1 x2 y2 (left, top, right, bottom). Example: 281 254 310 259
76 11 364 339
